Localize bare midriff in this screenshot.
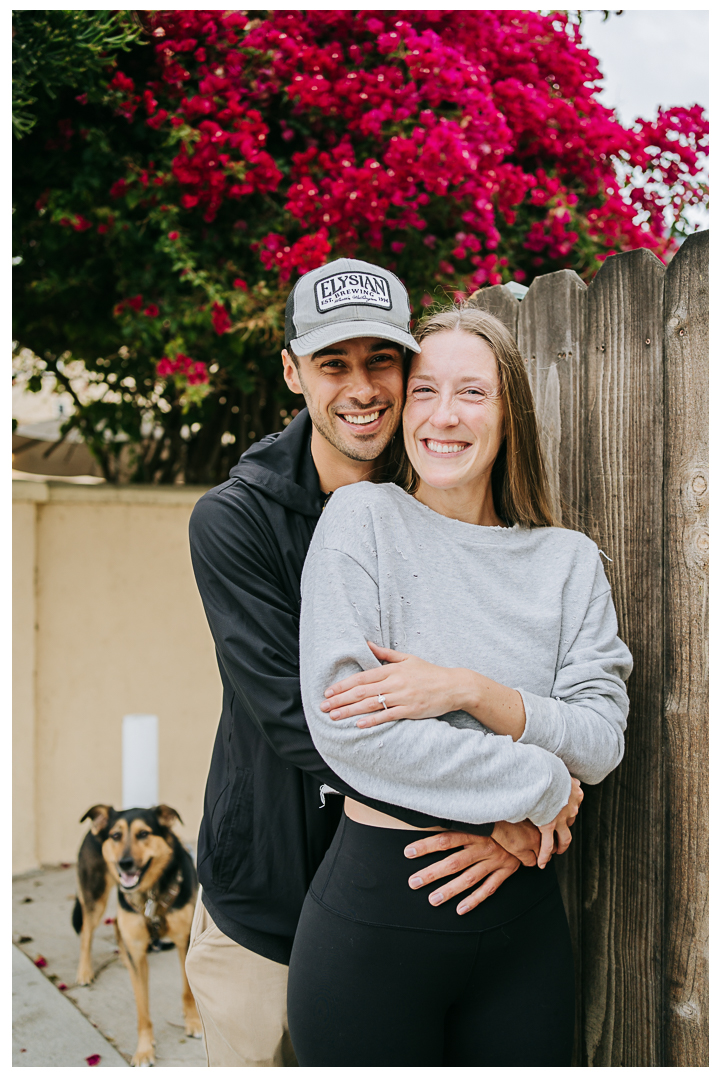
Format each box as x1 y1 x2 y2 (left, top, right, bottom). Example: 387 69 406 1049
344 797 445 831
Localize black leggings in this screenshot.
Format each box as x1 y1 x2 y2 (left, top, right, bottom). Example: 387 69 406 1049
287 815 575 1066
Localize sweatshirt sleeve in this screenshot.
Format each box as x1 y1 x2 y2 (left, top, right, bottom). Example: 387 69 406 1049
189 488 494 834
300 545 572 827
517 561 633 785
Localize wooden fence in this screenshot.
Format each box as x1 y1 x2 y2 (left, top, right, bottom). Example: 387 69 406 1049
469 231 708 1068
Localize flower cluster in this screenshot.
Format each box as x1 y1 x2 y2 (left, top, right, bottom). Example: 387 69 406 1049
106 8 707 296
156 353 208 385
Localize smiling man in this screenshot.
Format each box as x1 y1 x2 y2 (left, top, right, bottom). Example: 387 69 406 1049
183 259 536 1067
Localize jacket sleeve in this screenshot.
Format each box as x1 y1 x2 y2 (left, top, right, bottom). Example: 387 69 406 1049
189 488 495 834
517 574 633 784
300 546 573 828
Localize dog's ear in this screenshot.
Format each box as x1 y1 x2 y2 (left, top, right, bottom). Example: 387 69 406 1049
153 805 183 828
80 805 113 835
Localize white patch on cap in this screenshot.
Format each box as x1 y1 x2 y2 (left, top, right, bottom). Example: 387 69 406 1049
315 272 392 313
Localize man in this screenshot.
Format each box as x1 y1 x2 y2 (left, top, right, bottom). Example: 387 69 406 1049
185 258 542 1066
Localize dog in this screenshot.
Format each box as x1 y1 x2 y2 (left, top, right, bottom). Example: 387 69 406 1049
73 803 202 1066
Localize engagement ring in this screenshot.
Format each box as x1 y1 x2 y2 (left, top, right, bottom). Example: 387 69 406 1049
377 694 388 710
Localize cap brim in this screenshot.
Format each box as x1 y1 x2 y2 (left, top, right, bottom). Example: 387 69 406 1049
290 320 420 357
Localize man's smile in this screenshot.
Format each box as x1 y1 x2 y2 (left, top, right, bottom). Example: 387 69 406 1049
335 407 389 434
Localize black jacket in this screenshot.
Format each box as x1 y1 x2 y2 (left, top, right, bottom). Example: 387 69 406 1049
189 409 493 964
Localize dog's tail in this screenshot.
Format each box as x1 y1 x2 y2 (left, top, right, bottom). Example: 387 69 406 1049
72 897 83 935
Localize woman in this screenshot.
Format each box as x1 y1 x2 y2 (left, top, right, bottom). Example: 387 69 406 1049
287 307 632 1066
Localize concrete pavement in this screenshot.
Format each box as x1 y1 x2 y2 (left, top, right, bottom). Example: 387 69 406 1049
13 864 207 1066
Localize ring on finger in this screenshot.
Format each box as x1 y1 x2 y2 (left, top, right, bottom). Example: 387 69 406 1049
377 694 388 710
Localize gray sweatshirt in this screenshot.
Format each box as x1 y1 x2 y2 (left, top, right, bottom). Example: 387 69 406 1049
299 482 632 828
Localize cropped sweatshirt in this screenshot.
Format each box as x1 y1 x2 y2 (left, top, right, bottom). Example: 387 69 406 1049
300 482 633 828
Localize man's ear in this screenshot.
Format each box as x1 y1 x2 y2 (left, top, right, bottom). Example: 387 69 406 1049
282 349 304 396
80 805 112 835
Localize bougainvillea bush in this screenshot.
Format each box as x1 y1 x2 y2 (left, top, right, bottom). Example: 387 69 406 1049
13 9 708 482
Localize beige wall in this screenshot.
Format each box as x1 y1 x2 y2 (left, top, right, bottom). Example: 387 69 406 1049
13 480 222 872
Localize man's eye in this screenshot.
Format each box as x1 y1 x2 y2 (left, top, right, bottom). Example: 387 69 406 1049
369 353 395 364
321 360 345 369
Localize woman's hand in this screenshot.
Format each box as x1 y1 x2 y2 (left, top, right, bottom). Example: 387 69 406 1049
403 831 521 915
320 642 460 727
537 777 583 869
321 641 527 740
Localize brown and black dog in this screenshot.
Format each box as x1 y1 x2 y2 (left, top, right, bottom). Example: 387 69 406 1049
73 803 202 1066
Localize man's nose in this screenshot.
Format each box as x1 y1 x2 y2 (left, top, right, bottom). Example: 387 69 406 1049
347 371 379 403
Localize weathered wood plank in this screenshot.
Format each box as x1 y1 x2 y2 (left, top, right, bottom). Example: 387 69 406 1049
466 283 519 337
519 268 587 527
581 248 666 1066
662 230 709 1066
518 268 587 1063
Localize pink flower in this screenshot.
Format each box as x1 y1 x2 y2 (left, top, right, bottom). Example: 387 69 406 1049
109 179 128 199
143 304 160 317
233 278 248 291
126 295 143 312
211 302 232 334
168 231 180 240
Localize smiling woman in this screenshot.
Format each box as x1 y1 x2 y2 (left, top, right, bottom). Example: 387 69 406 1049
288 303 633 1066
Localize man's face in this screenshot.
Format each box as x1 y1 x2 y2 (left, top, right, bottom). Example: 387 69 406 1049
282 336 405 462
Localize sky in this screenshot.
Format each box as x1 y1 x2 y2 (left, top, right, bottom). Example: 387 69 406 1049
577 9 709 229
577 9 709 126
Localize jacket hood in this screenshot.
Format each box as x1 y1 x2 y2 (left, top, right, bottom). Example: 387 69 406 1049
229 408 324 518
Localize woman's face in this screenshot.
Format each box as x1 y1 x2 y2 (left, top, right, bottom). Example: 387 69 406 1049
403 329 505 497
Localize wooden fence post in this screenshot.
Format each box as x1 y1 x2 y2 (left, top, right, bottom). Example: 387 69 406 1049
518 268 587 1062
662 230 709 1066
581 247 666 1066
466 282 519 336
519 268 587 527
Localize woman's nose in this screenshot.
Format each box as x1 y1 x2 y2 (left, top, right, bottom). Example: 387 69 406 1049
429 399 459 428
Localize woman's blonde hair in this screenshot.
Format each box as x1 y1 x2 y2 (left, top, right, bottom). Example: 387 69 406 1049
392 305 558 528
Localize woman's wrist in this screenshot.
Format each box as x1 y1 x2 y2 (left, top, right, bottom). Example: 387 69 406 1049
456 669 526 740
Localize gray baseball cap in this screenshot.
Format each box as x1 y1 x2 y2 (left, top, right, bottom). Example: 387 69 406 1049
285 257 420 356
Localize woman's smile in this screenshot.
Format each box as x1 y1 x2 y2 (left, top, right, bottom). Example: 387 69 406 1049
421 438 471 456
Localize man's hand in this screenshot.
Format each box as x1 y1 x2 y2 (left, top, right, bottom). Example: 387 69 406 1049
491 819 542 867
538 777 583 869
403 831 521 915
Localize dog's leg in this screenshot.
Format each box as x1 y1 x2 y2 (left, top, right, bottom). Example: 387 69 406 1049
165 907 203 1039
116 909 155 1066
75 872 111 985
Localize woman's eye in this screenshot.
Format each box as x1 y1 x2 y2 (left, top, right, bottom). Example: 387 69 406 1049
463 388 487 398
412 386 434 395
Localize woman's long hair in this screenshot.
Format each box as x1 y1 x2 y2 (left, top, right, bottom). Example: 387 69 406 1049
392 305 558 528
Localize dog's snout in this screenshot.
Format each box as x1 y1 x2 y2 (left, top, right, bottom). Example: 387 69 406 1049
118 856 135 872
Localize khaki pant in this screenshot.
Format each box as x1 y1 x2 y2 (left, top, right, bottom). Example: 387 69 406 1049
185 890 298 1067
